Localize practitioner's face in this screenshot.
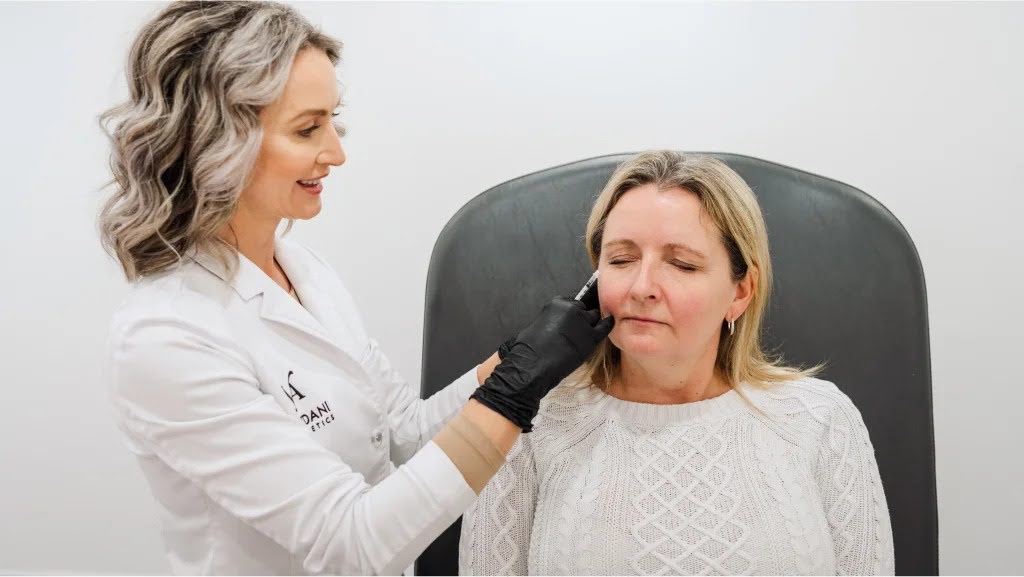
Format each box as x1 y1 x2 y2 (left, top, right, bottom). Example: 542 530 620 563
237 48 346 222
597 184 753 366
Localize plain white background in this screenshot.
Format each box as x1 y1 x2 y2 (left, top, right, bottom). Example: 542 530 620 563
1 1 1020 574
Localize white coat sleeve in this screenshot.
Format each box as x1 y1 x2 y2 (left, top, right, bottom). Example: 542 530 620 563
302 243 479 466
361 338 479 465
109 315 476 576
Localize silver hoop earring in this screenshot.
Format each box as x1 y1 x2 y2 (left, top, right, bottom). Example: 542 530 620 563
728 318 735 335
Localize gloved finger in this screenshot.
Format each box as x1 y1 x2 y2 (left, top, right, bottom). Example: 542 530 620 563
580 277 601 311
593 315 615 340
582 307 600 325
496 337 515 360
560 295 588 311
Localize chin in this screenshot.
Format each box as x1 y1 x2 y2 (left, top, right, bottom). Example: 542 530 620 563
611 332 668 358
292 201 322 220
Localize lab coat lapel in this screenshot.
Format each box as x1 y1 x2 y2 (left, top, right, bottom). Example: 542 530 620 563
193 244 343 357
192 242 372 386
273 240 367 362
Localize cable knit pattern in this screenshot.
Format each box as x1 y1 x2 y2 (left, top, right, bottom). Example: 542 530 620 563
754 432 828 574
554 428 607 574
628 419 751 575
459 436 537 575
459 377 894 575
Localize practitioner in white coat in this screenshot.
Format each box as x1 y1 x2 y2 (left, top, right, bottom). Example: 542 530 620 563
99 2 613 574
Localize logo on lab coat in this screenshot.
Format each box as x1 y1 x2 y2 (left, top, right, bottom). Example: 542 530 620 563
283 370 335 433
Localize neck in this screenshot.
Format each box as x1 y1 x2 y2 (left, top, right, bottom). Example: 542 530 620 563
610 340 731 405
221 209 281 275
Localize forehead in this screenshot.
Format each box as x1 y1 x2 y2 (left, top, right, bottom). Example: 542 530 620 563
265 49 340 119
603 184 720 250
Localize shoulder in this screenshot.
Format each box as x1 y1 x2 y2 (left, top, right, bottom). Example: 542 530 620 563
107 262 253 399
749 376 861 419
110 261 236 345
530 376 608 443
747 377 874 452
106 303 259 431
538 376 606 419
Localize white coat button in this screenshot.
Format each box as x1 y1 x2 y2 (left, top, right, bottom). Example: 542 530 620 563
372 431 383 446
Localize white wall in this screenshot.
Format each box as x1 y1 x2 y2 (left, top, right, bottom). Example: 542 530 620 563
1 1 1020 574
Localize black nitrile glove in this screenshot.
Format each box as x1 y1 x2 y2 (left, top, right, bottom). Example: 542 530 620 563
496 276 603 360
472 292 614 432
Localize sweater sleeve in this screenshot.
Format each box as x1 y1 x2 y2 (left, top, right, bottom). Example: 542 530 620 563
459 435 538 575
814 392 896 575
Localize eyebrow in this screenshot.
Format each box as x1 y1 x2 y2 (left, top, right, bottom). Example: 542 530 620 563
602 238 708 260
289 101 342 123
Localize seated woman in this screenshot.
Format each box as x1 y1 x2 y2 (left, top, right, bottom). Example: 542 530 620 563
459 151 894 576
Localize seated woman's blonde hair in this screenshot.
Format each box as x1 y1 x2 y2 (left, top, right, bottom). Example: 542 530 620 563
576 150 820 391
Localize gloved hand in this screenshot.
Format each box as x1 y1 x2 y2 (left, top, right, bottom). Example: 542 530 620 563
471 289 614 432
495 275 603 361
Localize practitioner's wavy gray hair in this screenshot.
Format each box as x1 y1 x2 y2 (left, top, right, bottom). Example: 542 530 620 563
98 1 341 280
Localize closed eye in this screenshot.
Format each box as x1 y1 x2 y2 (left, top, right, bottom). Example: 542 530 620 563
671 260 698 271
299 120 346 138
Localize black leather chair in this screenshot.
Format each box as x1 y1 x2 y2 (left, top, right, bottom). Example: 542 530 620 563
416 153 937 575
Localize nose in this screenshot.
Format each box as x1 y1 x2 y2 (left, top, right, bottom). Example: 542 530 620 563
317 125 346 167
628 259 661 303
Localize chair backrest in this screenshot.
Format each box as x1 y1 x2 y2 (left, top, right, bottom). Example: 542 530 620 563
416 152 937 575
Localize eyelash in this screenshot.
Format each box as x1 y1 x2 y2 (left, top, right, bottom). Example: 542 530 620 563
607 257 697 272
673 261 698 272
299 112 345 138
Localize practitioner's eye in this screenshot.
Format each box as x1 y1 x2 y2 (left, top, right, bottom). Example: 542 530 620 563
298 124 320 138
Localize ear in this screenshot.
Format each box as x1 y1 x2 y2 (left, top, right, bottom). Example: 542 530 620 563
728 265 758 322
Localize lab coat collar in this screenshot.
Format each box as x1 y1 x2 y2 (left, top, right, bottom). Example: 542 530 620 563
191 245 269 300
192 239 374 407
191 239 341 354
274 240 369 361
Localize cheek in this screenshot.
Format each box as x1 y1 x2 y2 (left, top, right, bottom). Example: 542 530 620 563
597 273 630 318
662 280 731 332
259 137 310 182
664 291 714 325
597 267 715 321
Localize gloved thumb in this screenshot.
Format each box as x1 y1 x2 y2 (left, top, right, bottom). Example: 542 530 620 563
580 279 601 310
593 315 615 339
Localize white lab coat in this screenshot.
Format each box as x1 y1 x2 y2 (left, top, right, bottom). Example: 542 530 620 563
106 237 480 575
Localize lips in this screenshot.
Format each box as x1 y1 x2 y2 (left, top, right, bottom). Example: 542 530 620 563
296 179 323 194
297 171 329 185
623 316 666 325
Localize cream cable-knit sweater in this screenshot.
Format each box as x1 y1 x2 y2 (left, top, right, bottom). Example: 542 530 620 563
459 377 894 575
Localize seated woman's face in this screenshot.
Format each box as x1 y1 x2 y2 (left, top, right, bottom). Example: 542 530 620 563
598 184 741 364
